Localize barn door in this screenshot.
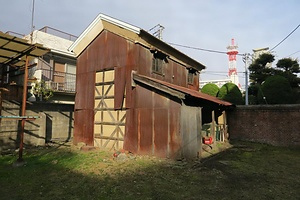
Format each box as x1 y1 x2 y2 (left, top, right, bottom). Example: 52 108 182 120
94 70 126 150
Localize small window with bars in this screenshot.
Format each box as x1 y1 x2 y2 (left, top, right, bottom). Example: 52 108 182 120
151 50 168 75
188 69 196 85
152 57 163 75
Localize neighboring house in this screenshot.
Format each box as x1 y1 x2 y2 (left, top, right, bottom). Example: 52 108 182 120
0 30 76 150
22 27 77 104
69 14 232 159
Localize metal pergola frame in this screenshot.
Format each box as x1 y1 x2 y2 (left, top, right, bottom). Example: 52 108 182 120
0 31 49 162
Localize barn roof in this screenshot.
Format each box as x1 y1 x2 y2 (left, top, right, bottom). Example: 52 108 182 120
69 13 206 71
133 73 233 107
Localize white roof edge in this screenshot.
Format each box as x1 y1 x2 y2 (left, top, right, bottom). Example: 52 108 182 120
51 49 76 58
69 13 141 53
99 14 141 34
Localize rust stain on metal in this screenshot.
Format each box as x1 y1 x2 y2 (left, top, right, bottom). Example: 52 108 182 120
114 66 126 110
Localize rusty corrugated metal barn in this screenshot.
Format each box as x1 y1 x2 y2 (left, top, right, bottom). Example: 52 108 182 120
69 14 232 159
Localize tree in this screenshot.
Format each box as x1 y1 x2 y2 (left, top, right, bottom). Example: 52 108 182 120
201 83 219 97
275 58 300 88
248 53 275 85
248 54 300 104
247 84 260 105
258 75 295 104
217 83 243 105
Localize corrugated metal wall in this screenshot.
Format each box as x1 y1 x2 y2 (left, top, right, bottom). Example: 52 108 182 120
75 30 201 157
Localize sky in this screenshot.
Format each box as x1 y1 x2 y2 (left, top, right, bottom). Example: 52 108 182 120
1 0 300 88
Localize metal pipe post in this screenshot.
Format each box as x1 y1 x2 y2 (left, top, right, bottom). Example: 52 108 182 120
18 56 29 161
244 53 249 105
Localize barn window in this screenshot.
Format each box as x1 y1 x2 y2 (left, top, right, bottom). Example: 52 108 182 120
151 49 167 75
188 69 196 85
152 57 163 75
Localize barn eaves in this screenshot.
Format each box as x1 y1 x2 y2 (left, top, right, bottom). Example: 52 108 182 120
132 73 233 107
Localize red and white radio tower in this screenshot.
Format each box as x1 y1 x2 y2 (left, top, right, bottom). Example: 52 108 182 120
227 38 241 88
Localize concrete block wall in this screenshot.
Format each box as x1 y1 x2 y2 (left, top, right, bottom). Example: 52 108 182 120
0 100 74 151
227 105 300 146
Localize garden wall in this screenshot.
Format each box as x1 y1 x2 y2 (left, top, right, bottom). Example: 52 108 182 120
0 100 74 151
227 105 300 146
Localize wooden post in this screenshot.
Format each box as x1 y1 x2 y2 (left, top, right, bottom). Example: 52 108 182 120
223 111 228 142
211 110 216 147
18 56 29 162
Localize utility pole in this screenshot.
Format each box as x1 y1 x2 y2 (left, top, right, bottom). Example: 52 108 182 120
243 53 250 105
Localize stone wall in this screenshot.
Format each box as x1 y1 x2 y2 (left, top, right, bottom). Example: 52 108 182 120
227 105 300 146
0 100 74 151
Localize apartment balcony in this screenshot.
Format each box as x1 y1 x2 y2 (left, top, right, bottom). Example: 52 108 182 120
41 69 76 93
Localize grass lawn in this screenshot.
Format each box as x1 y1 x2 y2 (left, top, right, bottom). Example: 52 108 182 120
0 141 299 200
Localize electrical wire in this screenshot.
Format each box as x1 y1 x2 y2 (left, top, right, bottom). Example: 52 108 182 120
168 42 244 56
270 24 300 51
286 50 300 57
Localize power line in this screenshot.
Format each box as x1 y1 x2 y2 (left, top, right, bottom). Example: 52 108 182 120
169 42 244 56
270 24 300 51
286 50 300 57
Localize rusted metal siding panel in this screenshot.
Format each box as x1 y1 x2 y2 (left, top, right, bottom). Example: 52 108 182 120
75 72 95 110
138 108 153 154
135 85 153 109
114 66 126 110
85 31 128 72
163 59 173 84
169 100 182 158
136 46 151 77
74 109 94 146
154 108 168 157
131 84 184 158
77 49 89 74
123 108 138 152
169 61 188 88
180 105 201 159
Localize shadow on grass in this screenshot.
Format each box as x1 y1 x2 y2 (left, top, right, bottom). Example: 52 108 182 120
0 141 299 200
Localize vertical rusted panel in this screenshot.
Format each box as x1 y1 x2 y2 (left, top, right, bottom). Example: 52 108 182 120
114 66 126 110
180 105 201 159
135 85 153 109
77 50 88 74
138 108 153 154
124 108 138 153
164 58 173 83
135 86 153 154
137 46 152 77
154 108 168 157
74 109 94 146
169 100 181 158
172 62 182 87
180 65 188 87
75 72 95 110
85 31 129 72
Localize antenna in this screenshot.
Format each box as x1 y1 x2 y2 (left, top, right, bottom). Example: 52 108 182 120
30 0 35 44
149 24 165 40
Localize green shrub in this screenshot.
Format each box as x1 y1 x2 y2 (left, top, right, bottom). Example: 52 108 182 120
201 83 219 97
217 83 243 105
258 75 295 104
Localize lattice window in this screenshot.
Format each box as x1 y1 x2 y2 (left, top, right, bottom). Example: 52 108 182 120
152 57 163 75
